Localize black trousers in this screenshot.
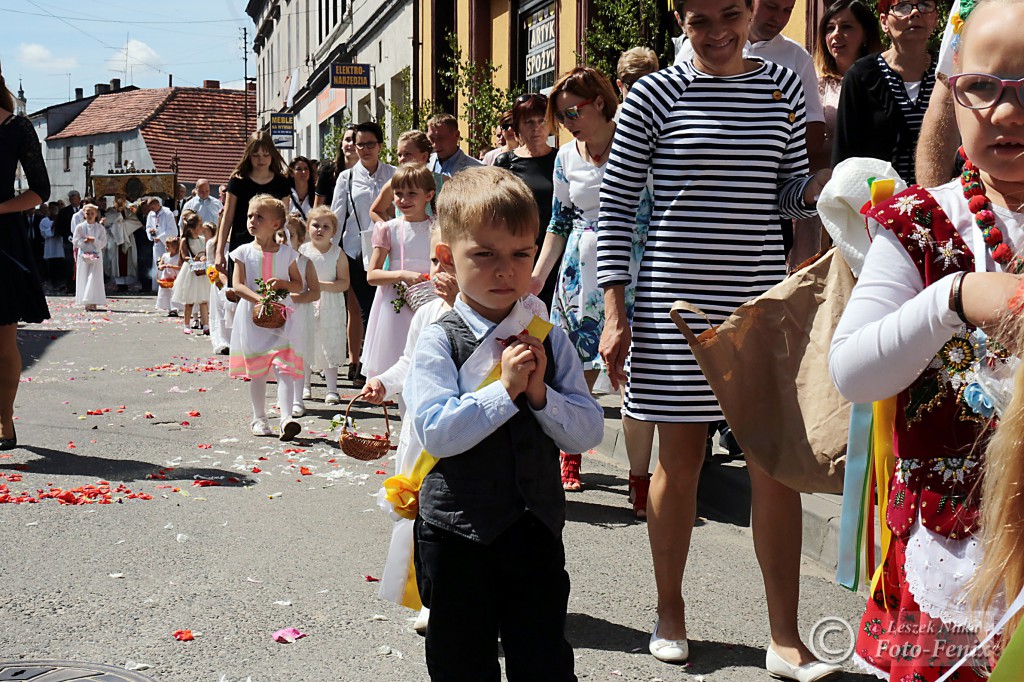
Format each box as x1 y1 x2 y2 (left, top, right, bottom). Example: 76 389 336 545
414 514 576 682
347 253 373 332
134 230 153 291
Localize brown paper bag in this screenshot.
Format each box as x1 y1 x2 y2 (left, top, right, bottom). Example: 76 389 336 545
670 248 854 493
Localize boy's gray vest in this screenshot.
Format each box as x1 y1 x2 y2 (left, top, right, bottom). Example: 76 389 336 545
419 311 563 545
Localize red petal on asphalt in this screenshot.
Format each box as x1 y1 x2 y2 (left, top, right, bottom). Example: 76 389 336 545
364 575 380 582
192 480 220 487
180 421 190 427
67 441 76 449
144 412 154 419
197 444 213 449
251 467 262 473
299 467 312 476
283 448 306 454
375 470 387 475
188 411 201 417
172 629 194 641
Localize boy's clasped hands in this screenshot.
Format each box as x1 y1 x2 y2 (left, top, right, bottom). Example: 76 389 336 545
500 332 547 410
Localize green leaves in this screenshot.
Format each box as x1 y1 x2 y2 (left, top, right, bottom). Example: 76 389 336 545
439 32 523 157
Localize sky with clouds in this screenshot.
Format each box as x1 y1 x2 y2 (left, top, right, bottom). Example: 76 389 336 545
1 0 255 114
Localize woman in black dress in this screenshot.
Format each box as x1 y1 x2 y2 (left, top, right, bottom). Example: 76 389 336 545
0 65 51 449
832 0 939 184
213 131 291 292
494 93 558 306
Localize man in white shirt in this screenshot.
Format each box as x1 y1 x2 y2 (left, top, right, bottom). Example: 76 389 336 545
330 121 396 386
674 0 826 168
426 113 482 177
145 196 178 292
180 178 223 227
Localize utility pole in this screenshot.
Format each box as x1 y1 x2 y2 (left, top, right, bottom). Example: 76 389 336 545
241 27 251 134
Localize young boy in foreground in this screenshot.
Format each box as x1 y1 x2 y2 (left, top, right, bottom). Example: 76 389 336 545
406 167 604 680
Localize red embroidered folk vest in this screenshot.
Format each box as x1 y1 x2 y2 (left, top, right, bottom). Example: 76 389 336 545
866 186 986 542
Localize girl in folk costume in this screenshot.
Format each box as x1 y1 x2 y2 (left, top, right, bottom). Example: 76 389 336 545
830 1 1024 679
204 222 231 355
172 211 210 335
72 203 107 311
228 195 305 441
282 213 319 418
361 163 435 380
155 238 183 315
298 206 349 405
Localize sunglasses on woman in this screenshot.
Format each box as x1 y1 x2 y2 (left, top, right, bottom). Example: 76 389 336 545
554 98 595 123
949 73 1024 110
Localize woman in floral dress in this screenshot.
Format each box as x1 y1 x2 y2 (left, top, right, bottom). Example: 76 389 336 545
532 66 650 493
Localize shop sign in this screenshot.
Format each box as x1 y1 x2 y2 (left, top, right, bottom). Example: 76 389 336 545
270 112 295 149
331 63 371 89
524 4 556 93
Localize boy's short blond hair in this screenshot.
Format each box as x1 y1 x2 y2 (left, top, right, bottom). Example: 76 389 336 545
306 205 338 233
248 194 287 224
616 47 659 86
436 166 538 243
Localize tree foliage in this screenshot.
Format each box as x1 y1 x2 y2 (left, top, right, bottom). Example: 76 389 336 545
438 33 523 157
581 0 674 80
320 110 352 163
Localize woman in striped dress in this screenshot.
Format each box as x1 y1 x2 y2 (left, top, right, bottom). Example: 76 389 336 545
597 0 835 676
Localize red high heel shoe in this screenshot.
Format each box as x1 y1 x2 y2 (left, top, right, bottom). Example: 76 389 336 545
628 473 651 520
560 452 582 492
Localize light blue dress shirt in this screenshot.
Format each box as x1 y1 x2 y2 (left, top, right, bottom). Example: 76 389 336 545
406 298 604 458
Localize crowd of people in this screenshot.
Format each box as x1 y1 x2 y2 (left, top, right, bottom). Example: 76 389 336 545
3 0 1024 679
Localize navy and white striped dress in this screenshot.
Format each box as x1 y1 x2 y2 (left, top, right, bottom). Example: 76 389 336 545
597 59 816 423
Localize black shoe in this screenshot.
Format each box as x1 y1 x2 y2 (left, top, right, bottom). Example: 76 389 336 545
347 363 358 382
0 428 17 451
168 310 179 317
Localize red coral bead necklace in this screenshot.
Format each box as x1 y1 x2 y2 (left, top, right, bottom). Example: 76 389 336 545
959 146 1024 274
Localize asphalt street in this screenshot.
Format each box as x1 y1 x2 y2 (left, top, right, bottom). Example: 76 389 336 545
1 294 878 682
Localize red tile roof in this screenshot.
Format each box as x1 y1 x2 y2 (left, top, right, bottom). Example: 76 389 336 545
46 87 255 188
47 89 173 140
142 88 255 187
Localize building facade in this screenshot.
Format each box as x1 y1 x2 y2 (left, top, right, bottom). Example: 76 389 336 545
40 84 252 198
247 0 416 162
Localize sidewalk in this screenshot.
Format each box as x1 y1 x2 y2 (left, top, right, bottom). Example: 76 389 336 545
590 394 845 572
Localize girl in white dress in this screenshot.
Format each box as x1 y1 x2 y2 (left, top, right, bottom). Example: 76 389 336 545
362 164 435 379
282 214 319 417
204 223 231 354
172 212 210 334
155 238 182 315
228 194 305 441
72 204 107 311
299 206 349 404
